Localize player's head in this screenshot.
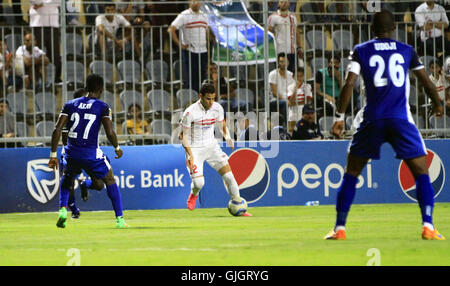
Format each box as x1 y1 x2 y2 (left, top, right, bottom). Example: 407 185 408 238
372 10 395 38
73 88 86 99
199 80 216 110
84 74 104 97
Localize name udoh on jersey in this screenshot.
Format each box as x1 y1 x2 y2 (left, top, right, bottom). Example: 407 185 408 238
60 96 111 159
348 38 424 121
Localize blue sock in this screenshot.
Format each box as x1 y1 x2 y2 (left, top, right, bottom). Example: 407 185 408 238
85 179 92 188
415 174 434 225
106 183 123 217
59 176 71 208
335 173 358 228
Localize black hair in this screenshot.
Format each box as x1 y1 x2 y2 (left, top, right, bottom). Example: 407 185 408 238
199 82 216 96
0 98 9 105
84 74 104 93
277 52 286 62
296 67 305 74
104 1 116 9
372 10 395 36
128 103 142 112
429 60 440 68
328 56 340 63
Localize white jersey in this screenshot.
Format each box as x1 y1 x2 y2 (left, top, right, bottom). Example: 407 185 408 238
171 8 209 54
181 100 224 147
268 10 298 54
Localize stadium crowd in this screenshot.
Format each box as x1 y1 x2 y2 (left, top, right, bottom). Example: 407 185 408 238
0 0 449 147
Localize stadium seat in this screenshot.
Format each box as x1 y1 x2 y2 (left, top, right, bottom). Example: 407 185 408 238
413 115 426 129
176 89 199 109
147 89 171 116
340 57 350 73
102 90 124 117
117 60 142 86
151 119 172 136
5 33 22 52
306 30 328 54
63 61 85 88
89 60 114 86
144 60 169 85
172 59 181 82
120 90 143 113
65 32 83 59
393 28 407 43
332 30 353 52
300 2 318 23
345 116 353 130
35 120 55 137
319 116 334 132
45 62 56 87
35 92 56 119
7 92 27 117
429 115 450 137
15 122 29 137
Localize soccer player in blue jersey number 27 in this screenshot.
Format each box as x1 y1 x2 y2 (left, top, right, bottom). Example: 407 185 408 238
325 10 445 240
48 74 128 229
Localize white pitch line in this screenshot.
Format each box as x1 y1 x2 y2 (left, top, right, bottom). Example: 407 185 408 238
107 247 217 252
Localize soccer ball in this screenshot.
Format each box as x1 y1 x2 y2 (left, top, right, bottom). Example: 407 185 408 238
227 198 248 216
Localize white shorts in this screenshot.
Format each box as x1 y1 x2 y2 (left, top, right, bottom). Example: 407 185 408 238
288 105 304 122
189 142 229 178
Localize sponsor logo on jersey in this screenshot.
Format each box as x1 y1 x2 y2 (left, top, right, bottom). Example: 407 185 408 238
398 149 445 201
228 148 270 203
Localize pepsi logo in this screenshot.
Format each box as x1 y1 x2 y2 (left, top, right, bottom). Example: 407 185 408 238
398 149 445 202
228 148 270 203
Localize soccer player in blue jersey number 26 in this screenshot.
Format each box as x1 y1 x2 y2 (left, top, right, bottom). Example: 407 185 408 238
325 10 445 240
48 74 128 229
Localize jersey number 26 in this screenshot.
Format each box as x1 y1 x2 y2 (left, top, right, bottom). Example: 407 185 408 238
369 53 405 88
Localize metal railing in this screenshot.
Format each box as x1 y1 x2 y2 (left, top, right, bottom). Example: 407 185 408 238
0 0 449 148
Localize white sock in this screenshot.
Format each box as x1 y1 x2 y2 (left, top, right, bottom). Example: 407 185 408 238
222 171 241 201
423 222 434 230
335 225 346 232
191 176 204 196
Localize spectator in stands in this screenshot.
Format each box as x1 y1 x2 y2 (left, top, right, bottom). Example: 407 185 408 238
66 0 81 25
126 103 152 145
315 56 341 116
311 0 330 23
95 1 133 59
0 98 15 147
218 77 248 114
237 113 259 141
291 103 323 140
429 60 450 115
269 52 294 124
287 67 313 134
0 40 13 90
15 32 49 90
168 0 215 93
268 0 303 73
415 1 449 56
263 113 291 140
29 0 62 83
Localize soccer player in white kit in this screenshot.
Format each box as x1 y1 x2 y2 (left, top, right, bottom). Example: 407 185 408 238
180 81 252 216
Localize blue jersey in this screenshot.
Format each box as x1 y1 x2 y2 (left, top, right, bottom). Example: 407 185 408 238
60 96 111 159
349 38 424 121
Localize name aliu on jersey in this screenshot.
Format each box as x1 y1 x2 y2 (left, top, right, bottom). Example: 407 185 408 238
374 42 397 51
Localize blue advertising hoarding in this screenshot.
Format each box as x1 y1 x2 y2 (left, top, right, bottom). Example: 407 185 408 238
0 140 448 213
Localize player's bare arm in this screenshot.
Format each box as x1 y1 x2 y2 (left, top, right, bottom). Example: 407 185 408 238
102 116 122 159
221 120 234 150
48 114 68 169
180 128 194 171
332 72 358 138
413 68 444 117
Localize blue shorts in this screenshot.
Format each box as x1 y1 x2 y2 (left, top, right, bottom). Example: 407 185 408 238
64 154 112 180
348 118 427 160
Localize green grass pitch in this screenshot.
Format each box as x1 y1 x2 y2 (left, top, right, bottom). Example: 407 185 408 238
0 203 449 266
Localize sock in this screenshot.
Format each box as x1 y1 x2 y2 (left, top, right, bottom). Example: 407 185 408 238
415 174 434 226
335 173 358 229
106 183 123 217
191 176 204 197
59 176 71 208
222 171 241 201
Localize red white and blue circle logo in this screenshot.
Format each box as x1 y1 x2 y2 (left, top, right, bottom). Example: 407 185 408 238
398 149 445 202
228 148 270 203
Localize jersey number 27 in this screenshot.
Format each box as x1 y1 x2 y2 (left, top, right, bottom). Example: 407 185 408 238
68 112 97 139
369 53 405 88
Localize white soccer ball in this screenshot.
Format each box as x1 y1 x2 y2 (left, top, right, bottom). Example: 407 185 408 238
227 198 248 216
